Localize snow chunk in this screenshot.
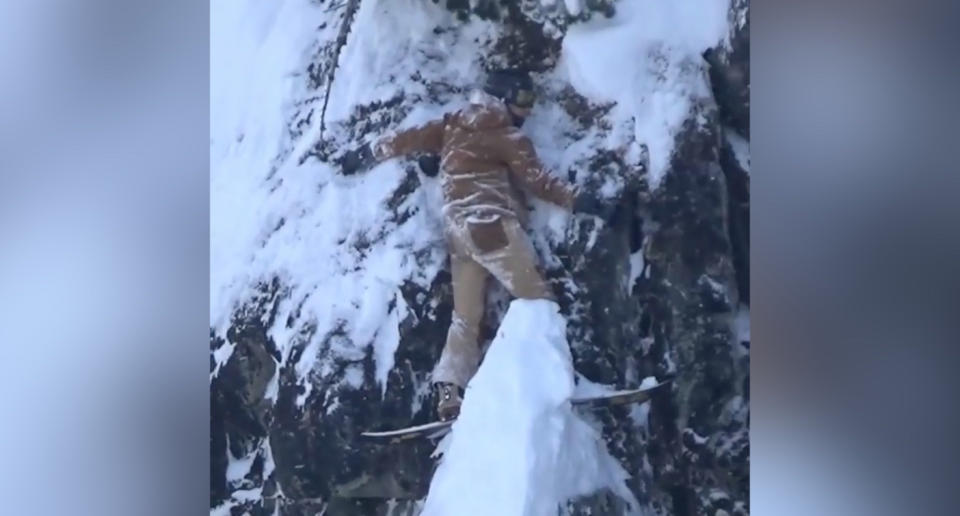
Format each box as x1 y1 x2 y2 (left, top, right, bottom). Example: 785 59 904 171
210 341 236 380
225 435 258 483
232 487 263 502
422 300 639 515
735 305 750 342
726 128 750 173
210 501 236 516
264 366 280 403
564 0 582 17
573 373 616 399
628 249 645 290
374 290 407 395
560 0 730 186
733 304 750 358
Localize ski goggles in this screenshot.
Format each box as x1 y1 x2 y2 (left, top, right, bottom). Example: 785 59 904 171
511 89 536 108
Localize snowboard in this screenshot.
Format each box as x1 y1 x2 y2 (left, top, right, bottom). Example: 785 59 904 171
360 379 671 443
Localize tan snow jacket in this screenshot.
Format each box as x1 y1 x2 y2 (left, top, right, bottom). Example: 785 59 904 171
373 93 577 231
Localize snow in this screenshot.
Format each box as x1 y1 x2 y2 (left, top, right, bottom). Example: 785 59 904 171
560 0 730 185
210 0 478 406
210 0 325 330
264 366 280 403
726 127 750 172
573 373 661 401
735 305 750 343
628 376 662 429
343 364 364 389
628 249 645 291
663 352 677 375
225 434 258 483
629 399 652 430
374 290 407 395
411 374 432 415
563 0 583 17
323 0 489 126
732 304 750 359
233 487 264 502
209 501 235 516
422 300 639 515
688 429 708 445
210 341 236 380
263 438 277 480
295 381 313 408
639 375 660 390
573 372 617 398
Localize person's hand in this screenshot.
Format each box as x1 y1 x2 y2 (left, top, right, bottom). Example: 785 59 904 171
340 143 376 175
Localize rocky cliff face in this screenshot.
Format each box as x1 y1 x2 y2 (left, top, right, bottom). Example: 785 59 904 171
211 1 749 514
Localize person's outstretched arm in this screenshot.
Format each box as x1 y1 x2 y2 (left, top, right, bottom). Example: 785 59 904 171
340 118 445 175
498 128 577 209
373 118 445 160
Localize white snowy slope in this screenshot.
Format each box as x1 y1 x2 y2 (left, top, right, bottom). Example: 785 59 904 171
211 0 461 395
560 0 730 184
422 300 640 516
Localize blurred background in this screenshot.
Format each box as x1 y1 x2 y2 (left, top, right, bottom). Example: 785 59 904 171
0 0 208 514
0 0 958 514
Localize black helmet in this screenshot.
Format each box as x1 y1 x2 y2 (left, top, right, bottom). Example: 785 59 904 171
483 70 536 108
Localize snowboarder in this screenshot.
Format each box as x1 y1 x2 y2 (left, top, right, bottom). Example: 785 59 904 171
341 70 613 421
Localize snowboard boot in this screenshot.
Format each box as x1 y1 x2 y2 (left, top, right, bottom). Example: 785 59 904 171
435 382 463 421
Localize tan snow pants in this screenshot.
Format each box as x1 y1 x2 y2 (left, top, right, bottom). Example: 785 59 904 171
432 215 553 388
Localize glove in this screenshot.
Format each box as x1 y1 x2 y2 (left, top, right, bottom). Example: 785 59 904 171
417 154 440 177
340 143 376 175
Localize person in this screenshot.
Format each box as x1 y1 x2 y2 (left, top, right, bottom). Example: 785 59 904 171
341 70 611 420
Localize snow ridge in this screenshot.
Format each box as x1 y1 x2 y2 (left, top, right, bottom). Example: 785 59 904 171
422 300 639 515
